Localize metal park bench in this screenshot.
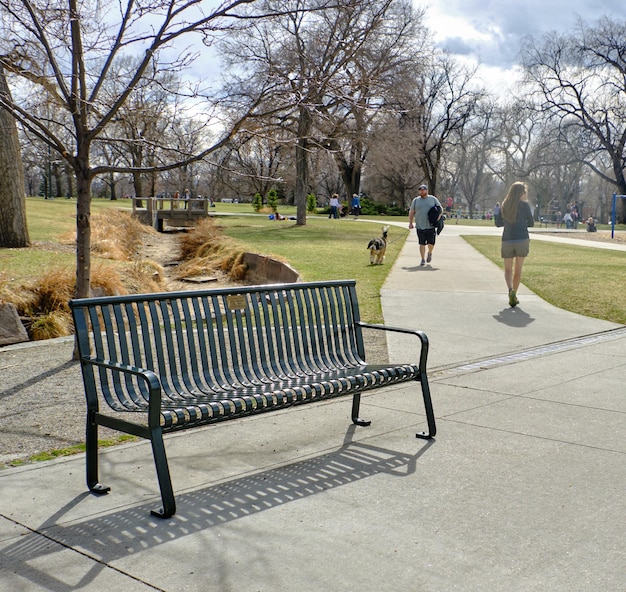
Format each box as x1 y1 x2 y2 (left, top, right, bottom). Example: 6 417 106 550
70 280 436 518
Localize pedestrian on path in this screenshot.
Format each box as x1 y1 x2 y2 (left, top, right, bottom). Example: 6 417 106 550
408 184 443 266
351 193 361 218
495 181 534 307
329 194 340 219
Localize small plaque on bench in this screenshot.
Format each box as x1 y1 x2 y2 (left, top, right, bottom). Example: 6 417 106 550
226 294 247 310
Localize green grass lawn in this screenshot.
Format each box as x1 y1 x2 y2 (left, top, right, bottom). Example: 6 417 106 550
217 215 407 323
463 235 626 324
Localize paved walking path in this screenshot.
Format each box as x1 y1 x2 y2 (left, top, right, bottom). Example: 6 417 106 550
1 224 625 591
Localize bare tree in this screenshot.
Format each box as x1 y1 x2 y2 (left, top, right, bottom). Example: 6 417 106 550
0 65 29 247
220 0 419 223
100 58 184 200
410 54 483 195
521 17 626 221
444 100 500 217
486 100 541 188
365 52 482 204
222 127 289 200
0 0 273 298
365 111 424 206
318 0 424 199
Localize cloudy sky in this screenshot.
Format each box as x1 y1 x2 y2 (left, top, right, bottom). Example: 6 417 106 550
419 0 626 92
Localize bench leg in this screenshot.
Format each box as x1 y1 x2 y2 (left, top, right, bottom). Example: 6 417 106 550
86 412 111 495
351 393 372 427
416 376 437 440
149 427 176 518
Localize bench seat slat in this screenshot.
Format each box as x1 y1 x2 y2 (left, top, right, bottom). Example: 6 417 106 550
159 365 419 429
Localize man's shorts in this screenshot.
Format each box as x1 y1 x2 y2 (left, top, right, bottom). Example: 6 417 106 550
501 239 530 258
416 227 436 245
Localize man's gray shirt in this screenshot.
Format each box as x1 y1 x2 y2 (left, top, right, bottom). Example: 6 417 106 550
410 195 442 230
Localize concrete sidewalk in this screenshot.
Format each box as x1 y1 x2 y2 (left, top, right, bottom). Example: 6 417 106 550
1 226 625 591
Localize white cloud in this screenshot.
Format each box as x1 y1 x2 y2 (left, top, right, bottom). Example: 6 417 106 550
419 0 626 95
422 0 626 68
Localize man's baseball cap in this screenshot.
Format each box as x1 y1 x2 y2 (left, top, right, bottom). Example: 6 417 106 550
418 184 428 190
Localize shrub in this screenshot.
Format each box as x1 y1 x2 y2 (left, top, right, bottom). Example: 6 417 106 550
360 197 406 217
266 188 278 213
252 193 263 212
306 192 317 213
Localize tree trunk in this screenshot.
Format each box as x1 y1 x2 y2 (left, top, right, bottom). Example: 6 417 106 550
132 171 143 198
294 108 312 226
75 171 92 299
54 162 63 198
331 145 362 199
0 67 30 248
65 165 74 198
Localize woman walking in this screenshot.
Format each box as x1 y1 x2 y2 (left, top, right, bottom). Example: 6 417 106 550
495 181 534 307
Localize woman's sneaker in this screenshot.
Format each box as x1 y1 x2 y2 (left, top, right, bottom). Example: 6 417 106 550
508 289 519 307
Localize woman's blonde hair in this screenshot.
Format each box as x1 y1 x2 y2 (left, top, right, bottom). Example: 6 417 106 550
501 182 527 224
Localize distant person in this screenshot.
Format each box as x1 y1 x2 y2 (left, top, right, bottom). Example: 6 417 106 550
351 193 361 218
563 211 573 229
495 181 534 307
445 196 453 216
493 201 501 218
408 184 443 266
172 190 180 209
329 194 340 219
571 202 579 228
586 216 597 232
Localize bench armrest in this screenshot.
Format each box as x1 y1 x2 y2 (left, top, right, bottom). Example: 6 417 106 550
82 357 162 419
357 322 429 372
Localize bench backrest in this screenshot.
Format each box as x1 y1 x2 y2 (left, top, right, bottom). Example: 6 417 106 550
70 280 367 402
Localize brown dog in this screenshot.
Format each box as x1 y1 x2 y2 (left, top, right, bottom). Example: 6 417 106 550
367 226 389 264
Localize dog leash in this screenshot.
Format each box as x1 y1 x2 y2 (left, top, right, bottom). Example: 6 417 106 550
385 235 404 245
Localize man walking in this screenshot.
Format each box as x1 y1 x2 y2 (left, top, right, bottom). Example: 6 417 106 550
408 184 443 266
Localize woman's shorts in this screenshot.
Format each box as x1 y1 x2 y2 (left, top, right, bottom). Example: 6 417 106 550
501 239 530 258
416 227 436 245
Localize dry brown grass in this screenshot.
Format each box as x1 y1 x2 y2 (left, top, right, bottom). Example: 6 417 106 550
28 311 74 341
22 268 75 316
59 209 154 261
175 218 247 282
4 213 246 340
10 212 166 340
119 260 165 294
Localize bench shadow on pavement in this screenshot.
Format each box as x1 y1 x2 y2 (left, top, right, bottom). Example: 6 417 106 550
2 427 434 589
